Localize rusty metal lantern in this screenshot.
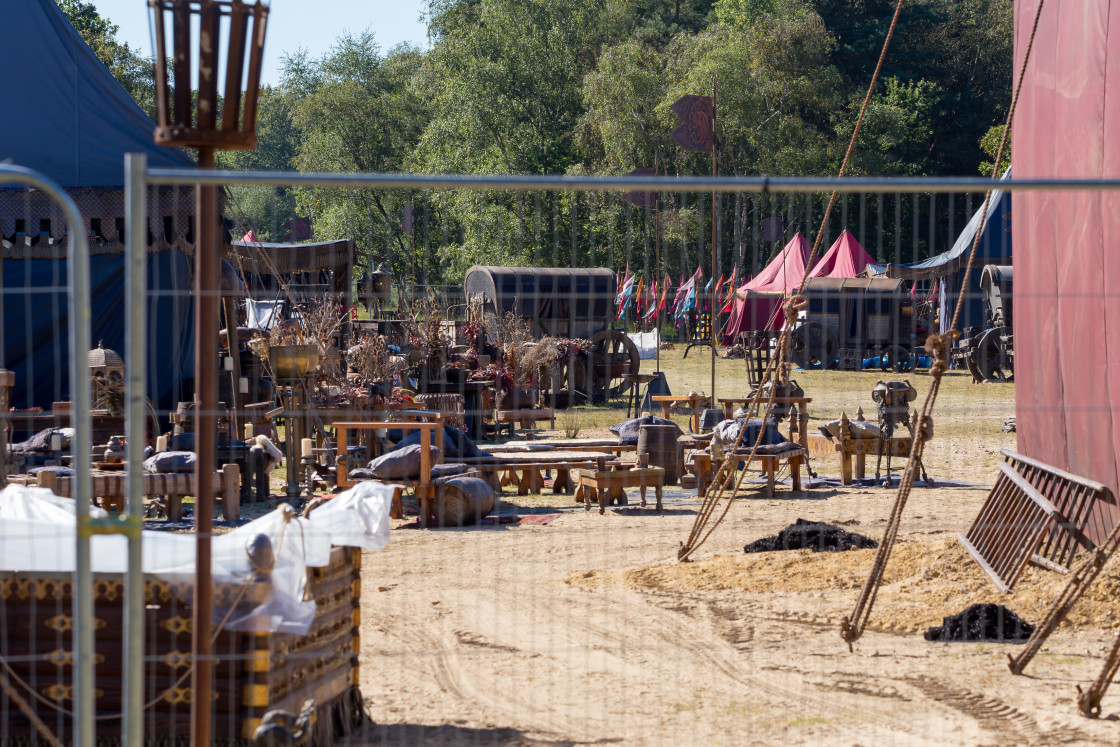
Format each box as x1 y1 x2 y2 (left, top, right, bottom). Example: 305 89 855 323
148 0 270 150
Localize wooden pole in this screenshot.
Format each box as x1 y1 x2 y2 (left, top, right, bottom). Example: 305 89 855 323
654 193 662 374
710 79 718 403
191 146 217 746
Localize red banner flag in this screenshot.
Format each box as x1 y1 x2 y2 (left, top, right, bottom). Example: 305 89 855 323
624 167 657 208
670 95 714 153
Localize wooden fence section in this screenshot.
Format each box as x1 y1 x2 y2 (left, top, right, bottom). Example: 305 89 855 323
959 450 1113 592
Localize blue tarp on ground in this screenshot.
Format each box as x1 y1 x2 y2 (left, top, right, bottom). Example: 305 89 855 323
2 250 195 411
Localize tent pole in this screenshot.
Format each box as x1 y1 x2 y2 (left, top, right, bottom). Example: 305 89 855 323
710 78 717 404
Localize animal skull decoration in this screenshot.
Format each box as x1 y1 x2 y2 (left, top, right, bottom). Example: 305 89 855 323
755 379 805 421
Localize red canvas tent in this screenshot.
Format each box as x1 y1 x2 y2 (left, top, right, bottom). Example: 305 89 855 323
1014 0 1120 543
810 230 874 279
723 234 813 343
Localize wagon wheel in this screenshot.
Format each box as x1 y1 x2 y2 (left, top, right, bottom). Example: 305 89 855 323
551 352 590 407
880 345 914 374
976 326 1013 382
588 329 640 403
964 344 984 383
790 322 838 371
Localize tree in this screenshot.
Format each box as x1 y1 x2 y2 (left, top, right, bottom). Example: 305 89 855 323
56 0 157 118
218 85 304 240
280 34 429 278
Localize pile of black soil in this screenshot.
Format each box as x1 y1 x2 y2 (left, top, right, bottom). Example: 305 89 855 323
923 603 1034 643
743 518 878 553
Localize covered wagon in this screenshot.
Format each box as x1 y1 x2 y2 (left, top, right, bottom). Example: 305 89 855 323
463 266 640 403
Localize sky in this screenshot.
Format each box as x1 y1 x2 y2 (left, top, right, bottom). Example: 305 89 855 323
90 0 430 86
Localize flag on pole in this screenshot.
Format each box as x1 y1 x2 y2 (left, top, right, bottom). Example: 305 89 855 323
659 272 671 312
616 273 636 319
645 277 659 319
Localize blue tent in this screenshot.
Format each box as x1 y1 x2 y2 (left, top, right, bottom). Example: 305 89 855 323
885 169 1012 333
0 0 197 412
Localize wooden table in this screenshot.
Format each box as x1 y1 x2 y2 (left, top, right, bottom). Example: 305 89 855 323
485 439 635 456
20 466 241 522
575 465 665 514
718 396 813 447
652 394 707 432
334 421 440 527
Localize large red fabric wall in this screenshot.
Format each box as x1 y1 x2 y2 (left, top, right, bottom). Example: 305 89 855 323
1013 0 1120 542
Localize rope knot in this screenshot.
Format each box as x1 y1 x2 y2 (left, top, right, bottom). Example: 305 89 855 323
784 294 807 316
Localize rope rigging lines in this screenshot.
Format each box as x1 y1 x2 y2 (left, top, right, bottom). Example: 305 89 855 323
677 0 908 563
840 0 1047 647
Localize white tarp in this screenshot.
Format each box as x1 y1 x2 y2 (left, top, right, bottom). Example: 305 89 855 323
245 299 284 330
627 330 660 360
0 480 393 635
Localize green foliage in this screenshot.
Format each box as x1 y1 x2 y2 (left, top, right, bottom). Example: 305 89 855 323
978 124 1009 176
76 0 1014 280
56 0 157 118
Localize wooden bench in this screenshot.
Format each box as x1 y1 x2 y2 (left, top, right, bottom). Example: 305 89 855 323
652 394 708 432
459 450 605 495
575 464 665 514
730 446 808 498
25 466 241 522
495 408 556 430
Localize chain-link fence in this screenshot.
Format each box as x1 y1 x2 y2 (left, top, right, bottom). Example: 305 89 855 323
1 162 1112 743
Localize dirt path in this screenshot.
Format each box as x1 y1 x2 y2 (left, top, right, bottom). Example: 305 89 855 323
347 480 1120 745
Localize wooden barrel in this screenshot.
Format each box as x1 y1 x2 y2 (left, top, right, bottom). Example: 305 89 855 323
638 424 681 484
433 477 495 526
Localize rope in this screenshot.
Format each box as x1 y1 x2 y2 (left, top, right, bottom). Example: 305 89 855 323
678 0 907 562
1009 517 1120 676
0 669 62 747
840 0 1047 647
0 508 298 722
1079 632 1120 718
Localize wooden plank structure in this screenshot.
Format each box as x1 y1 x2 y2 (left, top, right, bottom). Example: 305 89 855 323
0 546 363 744
10 466 242 522
959 449 1112 592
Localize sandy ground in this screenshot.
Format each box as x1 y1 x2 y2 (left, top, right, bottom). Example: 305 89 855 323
342 358 1120 745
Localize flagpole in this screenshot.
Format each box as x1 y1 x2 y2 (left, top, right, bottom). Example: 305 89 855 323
654 173 662 374
710 78 717 406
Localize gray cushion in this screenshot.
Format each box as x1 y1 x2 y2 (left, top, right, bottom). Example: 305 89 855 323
143 451 196 474
610 416 681 444
367 444 442 479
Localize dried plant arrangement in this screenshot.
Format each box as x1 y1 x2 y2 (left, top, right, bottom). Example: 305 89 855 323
403 296 451 372
347 333 407 385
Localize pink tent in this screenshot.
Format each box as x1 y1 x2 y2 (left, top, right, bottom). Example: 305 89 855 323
810 230 874 279
723 234 814 342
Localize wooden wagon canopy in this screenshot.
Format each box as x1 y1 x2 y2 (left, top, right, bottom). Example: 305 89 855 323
228 238 355 275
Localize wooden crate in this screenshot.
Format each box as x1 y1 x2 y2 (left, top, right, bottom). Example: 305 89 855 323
0 547 363 744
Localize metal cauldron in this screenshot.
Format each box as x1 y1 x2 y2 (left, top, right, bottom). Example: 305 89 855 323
269 344 320 380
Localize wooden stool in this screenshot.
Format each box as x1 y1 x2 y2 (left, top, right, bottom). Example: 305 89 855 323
575 464 665 514
686 451 714 496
